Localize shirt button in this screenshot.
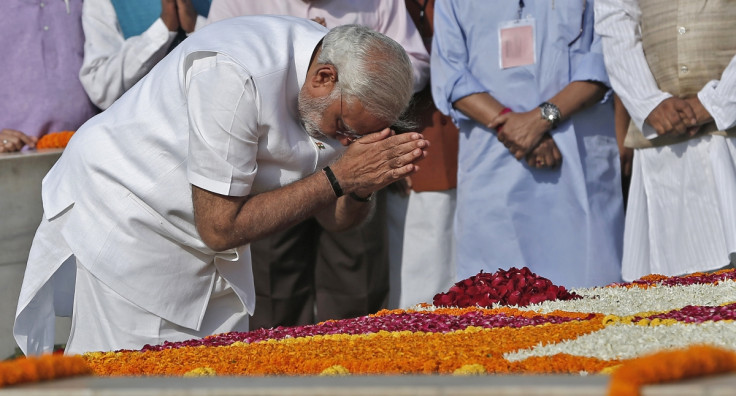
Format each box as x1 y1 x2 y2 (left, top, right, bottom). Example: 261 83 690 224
680 65 689 74
40 2 45 7
677 26 687 35
43 26 49 31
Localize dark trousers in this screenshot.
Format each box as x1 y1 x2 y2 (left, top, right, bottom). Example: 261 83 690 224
248 191 389 330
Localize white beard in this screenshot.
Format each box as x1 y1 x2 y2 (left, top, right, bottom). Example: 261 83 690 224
297 87 340 139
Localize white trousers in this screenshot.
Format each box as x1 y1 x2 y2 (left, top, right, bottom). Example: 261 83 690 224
15 211 250 356
388 189 457 309
623 135 736 280
65 263 248 355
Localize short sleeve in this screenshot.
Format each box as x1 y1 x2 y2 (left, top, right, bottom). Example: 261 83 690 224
186 53 260 197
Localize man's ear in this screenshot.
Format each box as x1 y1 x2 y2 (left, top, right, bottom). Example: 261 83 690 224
308 64 338 93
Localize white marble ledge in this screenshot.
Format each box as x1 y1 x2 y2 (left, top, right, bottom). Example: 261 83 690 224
2 373 736 396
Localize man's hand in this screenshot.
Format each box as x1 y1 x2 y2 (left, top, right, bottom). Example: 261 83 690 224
329 128 429 198
525 134 562 169
0 129 37 153
490 109 549 160
176 0 198 33
192 129 428 251
644 97 697 137
682 95 714 137
160 0 180 31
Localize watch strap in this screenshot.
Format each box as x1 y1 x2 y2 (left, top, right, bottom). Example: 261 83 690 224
349 192 373 202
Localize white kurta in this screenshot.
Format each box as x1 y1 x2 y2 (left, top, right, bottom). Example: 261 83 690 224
393 189 457 308
79 0 207 109
15 16 343 355
596 0 736 280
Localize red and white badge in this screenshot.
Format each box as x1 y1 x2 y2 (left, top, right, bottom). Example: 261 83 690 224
499 18 536 69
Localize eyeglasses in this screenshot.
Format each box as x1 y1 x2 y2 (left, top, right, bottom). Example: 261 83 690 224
335 90 363 142
335 128 363 142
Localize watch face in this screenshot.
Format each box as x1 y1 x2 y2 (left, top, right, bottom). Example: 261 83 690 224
541 103 560 123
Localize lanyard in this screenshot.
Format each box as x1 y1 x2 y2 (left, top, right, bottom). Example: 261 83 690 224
517 0 525 20
412 0 429 20
516 0 585 47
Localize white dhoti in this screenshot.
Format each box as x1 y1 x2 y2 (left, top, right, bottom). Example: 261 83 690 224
623 135 736 281
66 264 247 355
387 189 457 309
14 212 249 356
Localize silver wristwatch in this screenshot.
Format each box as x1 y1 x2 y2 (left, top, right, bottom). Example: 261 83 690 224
539 102 561 129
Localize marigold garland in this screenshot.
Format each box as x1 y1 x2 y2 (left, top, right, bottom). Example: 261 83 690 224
607 345 736 396
0 355 92 389
142 308 597 352
612 269 736 289
83 318 606 376
4 267 736 392
36 130 74 149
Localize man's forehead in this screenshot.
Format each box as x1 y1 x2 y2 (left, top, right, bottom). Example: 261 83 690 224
342 97 389 134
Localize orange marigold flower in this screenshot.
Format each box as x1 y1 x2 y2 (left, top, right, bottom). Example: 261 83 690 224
36 130 75 149
607 345 736 396
0 355 92 389
82 317 605 377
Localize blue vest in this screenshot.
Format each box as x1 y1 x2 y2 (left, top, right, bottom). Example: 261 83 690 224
110 0 211 39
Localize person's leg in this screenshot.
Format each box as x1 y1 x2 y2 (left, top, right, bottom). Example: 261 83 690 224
65 263 168 354
65 263 249 355
158 272 249 342
315 190 389 321
397 189 457 309
248 219 320 330
14 212 75 356
385 188 409 310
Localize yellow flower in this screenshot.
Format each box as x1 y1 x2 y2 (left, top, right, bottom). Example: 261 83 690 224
602 315 620 326
320 365 350 376
183 367 216 377
600 364 621 375
453 364 486 375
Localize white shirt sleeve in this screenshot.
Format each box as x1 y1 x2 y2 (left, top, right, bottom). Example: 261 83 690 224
186 54 260 197
79 0 177 109
594 0 670 138
698 54 736 131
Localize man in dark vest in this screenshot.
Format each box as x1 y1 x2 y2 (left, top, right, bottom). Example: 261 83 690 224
596 0 736 280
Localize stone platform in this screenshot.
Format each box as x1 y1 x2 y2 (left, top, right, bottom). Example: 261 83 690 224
0 150 70 359
2 373 736 396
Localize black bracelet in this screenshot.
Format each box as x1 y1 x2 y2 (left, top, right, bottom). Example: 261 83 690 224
322 166 343 197
349 192 373 202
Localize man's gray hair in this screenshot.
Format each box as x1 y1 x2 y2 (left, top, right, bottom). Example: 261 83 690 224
319 24 415 130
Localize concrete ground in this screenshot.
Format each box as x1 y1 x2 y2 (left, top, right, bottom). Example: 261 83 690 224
2 373 736 396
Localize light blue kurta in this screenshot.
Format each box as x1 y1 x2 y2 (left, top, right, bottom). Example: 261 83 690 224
431 0 624 288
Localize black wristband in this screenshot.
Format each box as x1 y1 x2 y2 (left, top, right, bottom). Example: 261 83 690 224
349 192 373 202
322 166 343 197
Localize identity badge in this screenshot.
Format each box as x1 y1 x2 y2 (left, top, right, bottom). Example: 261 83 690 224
499 18 536 69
